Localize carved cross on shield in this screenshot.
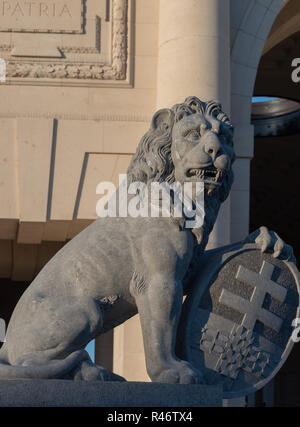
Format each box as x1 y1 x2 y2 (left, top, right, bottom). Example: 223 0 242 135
220 261 287 333
176 243 300 398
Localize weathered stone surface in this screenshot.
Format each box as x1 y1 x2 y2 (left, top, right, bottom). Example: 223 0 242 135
0 97 236 386
177 242 300 399
0 381 222 407
0 97 296 395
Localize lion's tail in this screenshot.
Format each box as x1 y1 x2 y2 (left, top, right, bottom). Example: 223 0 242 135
0 347 88 380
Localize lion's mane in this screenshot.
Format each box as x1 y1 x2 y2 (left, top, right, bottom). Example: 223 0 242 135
126 96 235 246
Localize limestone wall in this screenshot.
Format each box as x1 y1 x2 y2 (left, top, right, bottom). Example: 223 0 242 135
0 0 158 280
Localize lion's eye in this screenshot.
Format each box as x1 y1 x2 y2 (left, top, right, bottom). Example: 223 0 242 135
186 130 200 140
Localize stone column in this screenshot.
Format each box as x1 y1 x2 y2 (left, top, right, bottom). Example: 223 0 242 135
113 0 231 382
157 0 231 248
156 0 230 112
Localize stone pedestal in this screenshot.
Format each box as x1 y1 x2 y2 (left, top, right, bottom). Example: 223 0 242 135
0 380 222 407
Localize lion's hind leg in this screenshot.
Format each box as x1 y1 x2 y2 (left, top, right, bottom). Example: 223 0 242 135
3 295 124 381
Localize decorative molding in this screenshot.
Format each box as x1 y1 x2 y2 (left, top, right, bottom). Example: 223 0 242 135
110 0 128 80
95 15 101 52
0 0 84 34
59 47 100 54
4 0 129 85
0 44 13 52
59 15 101 54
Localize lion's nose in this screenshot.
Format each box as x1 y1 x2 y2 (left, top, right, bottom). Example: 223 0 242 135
204 136 223 161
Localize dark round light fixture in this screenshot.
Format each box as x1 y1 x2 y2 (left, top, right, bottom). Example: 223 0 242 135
251 97 300 137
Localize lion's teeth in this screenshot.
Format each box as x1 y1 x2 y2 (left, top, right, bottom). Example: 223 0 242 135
188 168 226 181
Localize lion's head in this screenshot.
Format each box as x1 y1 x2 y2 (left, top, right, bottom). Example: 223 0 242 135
127 96 235 243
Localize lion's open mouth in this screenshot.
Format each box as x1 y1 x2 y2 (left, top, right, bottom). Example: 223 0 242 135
186 166 225 185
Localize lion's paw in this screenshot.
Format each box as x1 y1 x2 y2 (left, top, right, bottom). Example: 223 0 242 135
72 360 126 382
154 362 205 384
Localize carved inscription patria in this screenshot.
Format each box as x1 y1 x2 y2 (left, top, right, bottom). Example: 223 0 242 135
0 0 83 33
0 0 130 85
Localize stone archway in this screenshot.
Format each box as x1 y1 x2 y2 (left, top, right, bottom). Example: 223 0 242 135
249 0 300 407
226 0 295 407
229 0 286 248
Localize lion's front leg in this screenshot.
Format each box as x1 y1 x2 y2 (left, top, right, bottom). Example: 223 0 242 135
132 274 204 384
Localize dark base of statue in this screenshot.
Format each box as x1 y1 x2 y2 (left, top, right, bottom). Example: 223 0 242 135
0 380 222 407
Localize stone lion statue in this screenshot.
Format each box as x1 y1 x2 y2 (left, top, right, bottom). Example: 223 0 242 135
0 96 294 383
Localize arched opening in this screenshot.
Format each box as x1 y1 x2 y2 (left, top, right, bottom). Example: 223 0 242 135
250 6 300 406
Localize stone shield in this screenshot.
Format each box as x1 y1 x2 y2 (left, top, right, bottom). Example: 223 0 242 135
176 243 300 398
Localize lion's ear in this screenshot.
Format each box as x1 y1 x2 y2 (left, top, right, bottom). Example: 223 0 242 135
150 109 174 133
